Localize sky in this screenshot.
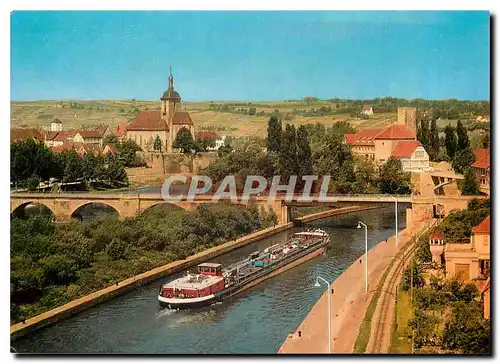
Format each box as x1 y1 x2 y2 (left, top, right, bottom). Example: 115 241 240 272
10 11 490 101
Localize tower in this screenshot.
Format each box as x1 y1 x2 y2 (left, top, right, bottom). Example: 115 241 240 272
161 67 181 123
51 118 63 132
397 107 417 134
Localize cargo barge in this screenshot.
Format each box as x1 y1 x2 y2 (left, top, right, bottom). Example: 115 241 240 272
158 229 330 309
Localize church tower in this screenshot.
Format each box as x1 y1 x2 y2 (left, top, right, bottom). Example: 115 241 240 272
160 67 181 123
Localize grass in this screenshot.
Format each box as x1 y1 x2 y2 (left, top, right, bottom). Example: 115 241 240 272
389 290 413 354
11 100 401 137
353 238 413 353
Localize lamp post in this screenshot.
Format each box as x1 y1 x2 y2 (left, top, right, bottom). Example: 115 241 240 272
390 195 398 247
357 221 368 292
314 276 332 354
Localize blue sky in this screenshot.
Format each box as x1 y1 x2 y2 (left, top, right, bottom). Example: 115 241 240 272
11 11 490 101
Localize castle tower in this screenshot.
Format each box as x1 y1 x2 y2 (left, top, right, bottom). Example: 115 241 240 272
397 107 417 134
160 67 181 123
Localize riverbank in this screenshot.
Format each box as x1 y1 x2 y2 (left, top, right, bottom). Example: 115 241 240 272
278 219 430 354
11 204 382 341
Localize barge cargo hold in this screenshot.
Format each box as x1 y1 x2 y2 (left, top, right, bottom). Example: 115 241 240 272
158 229 330 309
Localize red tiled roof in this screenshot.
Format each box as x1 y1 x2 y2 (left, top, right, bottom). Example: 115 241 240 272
472 148 490 170
52 130 77 142
10 128 43 142
51 142 80 153
127 110 166 131
345 129 384 146
77 130 103 138
172 111 193 125
102 144 118 153
472 216 490 234
345 134 356 144
114 124 128 137
375 124 416 140
391 140 422 158
196 130 218 139
45 131 59 140
430 230 444 240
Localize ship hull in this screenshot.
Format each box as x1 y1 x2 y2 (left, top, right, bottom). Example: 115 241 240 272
158 238 328 309
158 294 216 310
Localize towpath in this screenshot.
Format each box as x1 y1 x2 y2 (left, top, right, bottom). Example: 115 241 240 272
278 219 428 354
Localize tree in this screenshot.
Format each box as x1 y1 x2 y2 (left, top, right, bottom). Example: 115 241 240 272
481 132 490 148
313 133 353 181
102 134 119 146
117 139 145 167
296 125 313 178
153 135 162 152
267 116 282 153
354 157 378 193
442 301 490 354
456 120 470 150
428 118 440 160
444 124 457 159
377 157 412 194
452 148 475 174
173 128 196 153
460 168 480 195
417 118 429 148
278 124 299 181
196 137 216 152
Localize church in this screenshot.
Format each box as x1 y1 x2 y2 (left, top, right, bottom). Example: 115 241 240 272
126 69 195 153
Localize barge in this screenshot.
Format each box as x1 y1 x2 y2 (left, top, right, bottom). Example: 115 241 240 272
158 229 330 309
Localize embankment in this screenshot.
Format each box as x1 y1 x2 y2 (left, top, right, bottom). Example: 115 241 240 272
11 204 382 340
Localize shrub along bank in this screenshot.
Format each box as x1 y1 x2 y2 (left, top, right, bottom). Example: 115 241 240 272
10 203 278 324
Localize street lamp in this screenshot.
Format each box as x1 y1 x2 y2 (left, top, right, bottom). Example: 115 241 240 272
314 276 332 354
357 221 368 292
390 195 398 247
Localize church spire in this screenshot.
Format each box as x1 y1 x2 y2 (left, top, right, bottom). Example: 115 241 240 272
168 66 174 89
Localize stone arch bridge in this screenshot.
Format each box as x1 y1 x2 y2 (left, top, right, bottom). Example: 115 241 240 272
10 192 484 225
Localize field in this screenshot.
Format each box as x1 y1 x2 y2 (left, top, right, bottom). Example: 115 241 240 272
11 100 399 137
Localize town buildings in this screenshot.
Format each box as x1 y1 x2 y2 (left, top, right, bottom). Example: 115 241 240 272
126 68 195 152
361 105 373 116
429 215 490 282
471 148 490 195
344 122 430 172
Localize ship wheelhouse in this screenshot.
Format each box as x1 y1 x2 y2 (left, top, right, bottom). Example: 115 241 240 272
197 263 222 277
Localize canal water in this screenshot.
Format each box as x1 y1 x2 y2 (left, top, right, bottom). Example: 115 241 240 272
13 204 407 354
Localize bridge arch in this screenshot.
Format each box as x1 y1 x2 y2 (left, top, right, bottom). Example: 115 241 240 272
70 201 122 221
139 201 188 216
11 201 55 219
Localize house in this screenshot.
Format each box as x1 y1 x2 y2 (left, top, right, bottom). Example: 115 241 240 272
51 142 102 157
127 68 195 152
44 130 77 148
102 143 118 155
113 124 128 140
50 118 63 132
344 124 421 168
441 215 490 281
471 148 490 195
344 129 384 161
361 105 373 116
10 128 43 143
390 140 430 172
73 130 104 146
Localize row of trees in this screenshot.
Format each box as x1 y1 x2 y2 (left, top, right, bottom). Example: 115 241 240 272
10 138 147 190
203 116 411 195
10 203 278 323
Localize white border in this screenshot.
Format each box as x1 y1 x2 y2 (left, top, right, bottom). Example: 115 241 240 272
3 2 497 364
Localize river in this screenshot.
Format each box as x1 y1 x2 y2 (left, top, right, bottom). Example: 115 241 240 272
13 204 408 354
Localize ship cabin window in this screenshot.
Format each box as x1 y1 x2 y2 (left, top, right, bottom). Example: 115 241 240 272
198 263 222 276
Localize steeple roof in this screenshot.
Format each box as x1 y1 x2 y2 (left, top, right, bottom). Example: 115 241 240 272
161 67 181 101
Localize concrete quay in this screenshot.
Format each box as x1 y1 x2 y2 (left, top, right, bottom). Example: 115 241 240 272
278 219 429 354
